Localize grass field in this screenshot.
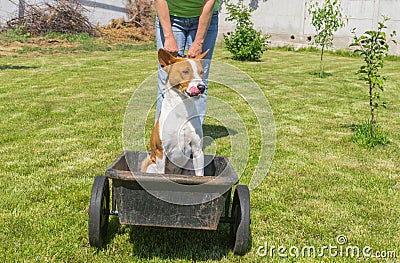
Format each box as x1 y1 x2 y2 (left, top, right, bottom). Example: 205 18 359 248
1 43 399 262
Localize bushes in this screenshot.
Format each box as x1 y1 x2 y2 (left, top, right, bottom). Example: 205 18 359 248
223 2 269 61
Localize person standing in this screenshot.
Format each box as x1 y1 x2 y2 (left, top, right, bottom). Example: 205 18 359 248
154 0 219 122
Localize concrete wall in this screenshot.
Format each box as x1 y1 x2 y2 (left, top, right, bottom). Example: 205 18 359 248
75 0 127 26
1 0 399 54
0 0 128 26
0 0 20 23
219 0 400 54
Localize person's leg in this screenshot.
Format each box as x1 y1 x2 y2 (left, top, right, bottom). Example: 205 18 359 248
155 15 188 122
186 12 219 123
155 16 168 122
187 11 219 60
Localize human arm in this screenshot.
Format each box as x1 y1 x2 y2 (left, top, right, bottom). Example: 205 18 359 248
154 0 179 53
187 0 216 58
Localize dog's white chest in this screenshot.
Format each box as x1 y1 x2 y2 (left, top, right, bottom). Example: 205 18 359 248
158 93 204 175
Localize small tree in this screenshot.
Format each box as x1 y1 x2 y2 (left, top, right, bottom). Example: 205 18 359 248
350 16 396 138
223 2 270 61
308 0 346 77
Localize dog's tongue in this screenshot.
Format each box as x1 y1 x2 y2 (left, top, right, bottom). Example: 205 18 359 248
188 86 201 96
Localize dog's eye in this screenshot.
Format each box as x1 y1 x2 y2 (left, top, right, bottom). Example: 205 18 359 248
182 69 190 75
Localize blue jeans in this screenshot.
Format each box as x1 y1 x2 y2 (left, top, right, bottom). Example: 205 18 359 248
155 11 219 123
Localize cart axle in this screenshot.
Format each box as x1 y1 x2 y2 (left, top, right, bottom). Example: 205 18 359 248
219 217 234 224
109 210 118 216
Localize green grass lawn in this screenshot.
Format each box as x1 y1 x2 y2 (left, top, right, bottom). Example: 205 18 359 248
1 43 399 262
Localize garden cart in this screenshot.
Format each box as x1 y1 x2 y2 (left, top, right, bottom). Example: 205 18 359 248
88 150 250 255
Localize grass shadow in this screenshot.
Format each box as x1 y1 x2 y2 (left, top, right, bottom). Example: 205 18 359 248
203 124 237 138
203 124 237 148
341 123 358 131
0 65 39 70
104 216 121 245
308 71 333 78
129 224 231 260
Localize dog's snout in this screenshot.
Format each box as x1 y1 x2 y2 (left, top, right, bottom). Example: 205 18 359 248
197 83 206 94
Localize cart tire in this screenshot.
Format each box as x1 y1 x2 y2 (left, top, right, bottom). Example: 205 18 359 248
230 185 250 255
88 176 110 248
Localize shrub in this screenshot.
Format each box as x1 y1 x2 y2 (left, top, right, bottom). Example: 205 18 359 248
223 2 270 61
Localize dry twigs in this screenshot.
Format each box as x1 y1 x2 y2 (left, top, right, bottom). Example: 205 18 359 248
5 0 97 36
125 0 154 31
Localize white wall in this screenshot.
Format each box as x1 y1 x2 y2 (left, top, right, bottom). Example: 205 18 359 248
76 0 127 25
219 0 400 54
0 0 20 24
0 0 127 26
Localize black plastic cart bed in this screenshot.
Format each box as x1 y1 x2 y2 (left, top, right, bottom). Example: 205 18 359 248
88 150 250 255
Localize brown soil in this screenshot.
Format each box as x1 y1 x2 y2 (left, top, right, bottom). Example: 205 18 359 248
99 17 155 43
0 18 155 56
0 38 82 56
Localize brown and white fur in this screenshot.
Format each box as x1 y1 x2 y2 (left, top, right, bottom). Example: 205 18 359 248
141 48 209 176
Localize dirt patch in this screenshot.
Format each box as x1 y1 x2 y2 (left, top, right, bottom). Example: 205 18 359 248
0 38 83 56
99 18 155 43
0 0 155 56
0 20 155 57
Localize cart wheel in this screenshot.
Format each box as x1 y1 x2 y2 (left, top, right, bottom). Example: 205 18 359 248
88 176 110 248
230 185 250 255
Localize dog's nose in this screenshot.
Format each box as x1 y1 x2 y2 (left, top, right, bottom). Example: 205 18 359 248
197 84 206 94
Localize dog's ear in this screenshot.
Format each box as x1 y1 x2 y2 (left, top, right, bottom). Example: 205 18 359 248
195 49 209 60
158 48 177 68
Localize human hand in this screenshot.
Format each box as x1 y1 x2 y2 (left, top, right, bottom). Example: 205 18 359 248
187 41 203 58
163 37 179 55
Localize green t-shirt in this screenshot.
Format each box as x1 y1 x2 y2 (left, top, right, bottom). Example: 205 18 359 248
166 0 219 18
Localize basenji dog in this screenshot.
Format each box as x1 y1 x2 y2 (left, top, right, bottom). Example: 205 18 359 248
141 48 209 176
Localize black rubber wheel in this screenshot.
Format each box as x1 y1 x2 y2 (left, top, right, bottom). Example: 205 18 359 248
230 185 250 255
88 176 110 248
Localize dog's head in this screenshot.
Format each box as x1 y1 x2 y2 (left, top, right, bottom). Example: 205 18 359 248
158 48 209 97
